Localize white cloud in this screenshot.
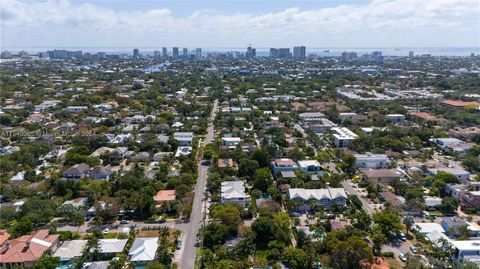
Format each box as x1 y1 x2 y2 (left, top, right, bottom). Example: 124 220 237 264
1 0 479 47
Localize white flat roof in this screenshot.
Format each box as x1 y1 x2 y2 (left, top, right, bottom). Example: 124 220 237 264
54 240 87 259
414 223 445 234
451 240 480 251
297 160 321 167
331 127 358 140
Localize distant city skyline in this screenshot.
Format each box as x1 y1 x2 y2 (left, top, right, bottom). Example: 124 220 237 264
1 0 479 49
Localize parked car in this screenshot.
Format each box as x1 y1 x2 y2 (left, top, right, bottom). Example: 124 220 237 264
176 240 182 250
398 231 407 241
399 253 407 262
120 220 129 224
103 228 110 234
410 246 418 254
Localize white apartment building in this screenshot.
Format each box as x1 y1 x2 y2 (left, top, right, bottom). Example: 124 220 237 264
331 127 358 147
354 153 388 169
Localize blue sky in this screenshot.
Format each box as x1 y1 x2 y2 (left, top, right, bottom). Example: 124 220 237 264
1 0 479 49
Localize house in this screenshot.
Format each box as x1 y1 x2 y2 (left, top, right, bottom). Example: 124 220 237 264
414 223 446 234
66 106 88 113
89 166 112 180
34 100 61 112
25 113 45 123
299 112 325 123
461 191 480 210
221 137 241 146
99 239 128 259
450 240 480 264
81 262 110 269
221 181 249 207
90 147 128 160
409 111 441 122
175 146 192 158
129 152 151 162
297 160 322 174
435 138 475 155
378 191 405 212
217 158 235 168
10 171 25 182
426 230 451 248
424 196 443 210
53 240 87 261
354 153 388 169
280 171 296 179
441 217 468 236
446 184 469 199
339 112 368 123
62 197 88 208
0 229 59 269
330 220 350 230
331 127 358 147
449 127 480 141
440 99 480 109
288 188 347 211
128 237 158 265
0 230 10 248
153 152 171 161
435 137 465 148
303 118 337 133
360 169 403 185
131 115 145 123
385 114 405 123
154 190 176 207
173 132 193 145
271 158 298 175
428 168 471 181
63 163 90 179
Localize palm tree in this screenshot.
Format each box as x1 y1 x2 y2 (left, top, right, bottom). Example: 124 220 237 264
403 216 414 236
253 252 268 268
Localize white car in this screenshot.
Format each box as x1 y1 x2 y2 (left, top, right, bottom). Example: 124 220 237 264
410 246 418 254
398 231 407 241
399 253 407 262
103 228 110 234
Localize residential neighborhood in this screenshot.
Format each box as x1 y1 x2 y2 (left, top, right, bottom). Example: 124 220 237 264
0 45 480 269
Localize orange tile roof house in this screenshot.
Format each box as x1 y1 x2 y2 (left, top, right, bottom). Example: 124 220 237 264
0 230 10 248
217 158 235 168
0 230 59 269
409 111 441 122
153 190 176 204
441 99 480 109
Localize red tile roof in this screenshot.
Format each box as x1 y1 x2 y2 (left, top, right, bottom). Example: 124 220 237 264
153 190 176 203
0 230 58 264
441 99 480 108
409 112 440 121
0 230 10 246
217 158 235 168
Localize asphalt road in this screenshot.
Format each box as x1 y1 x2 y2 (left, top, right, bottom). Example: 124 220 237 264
293 123 318 155
179 99 218 269
341 180 375 214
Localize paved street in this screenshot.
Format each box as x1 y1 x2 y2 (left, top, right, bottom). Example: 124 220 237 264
382 238 414 266
179 99 218 269
341 180 375 214
293 123 318 155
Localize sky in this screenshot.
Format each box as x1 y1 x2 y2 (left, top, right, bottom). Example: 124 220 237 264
1 0 480 50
